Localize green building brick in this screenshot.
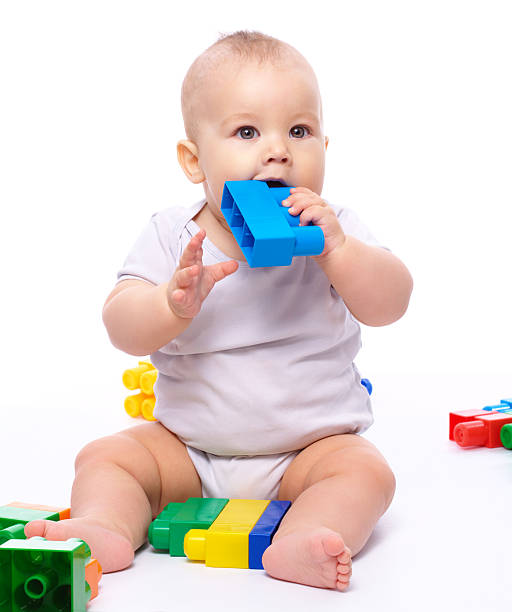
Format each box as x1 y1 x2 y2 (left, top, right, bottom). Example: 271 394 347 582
0 505 67 546
0 506 62 530
0 525 26 546
0 537 92 612
148 497 228 556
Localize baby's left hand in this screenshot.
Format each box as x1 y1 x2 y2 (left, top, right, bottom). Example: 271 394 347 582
283 187 345 259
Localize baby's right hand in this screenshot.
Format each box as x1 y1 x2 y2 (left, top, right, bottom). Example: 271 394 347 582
167 229 238 319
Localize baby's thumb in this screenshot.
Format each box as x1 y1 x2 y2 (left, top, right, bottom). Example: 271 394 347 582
213 260 239 282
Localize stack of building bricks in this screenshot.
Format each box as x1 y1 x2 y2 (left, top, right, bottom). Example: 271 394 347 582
449 397 512 449
148 497 291 569
122 361 158 421
0 502 101 611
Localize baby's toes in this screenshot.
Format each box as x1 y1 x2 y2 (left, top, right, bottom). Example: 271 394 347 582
336 549 352 591
24 520 60 539
337 576 351 591
338 561 352 576
337 547 352 565
337 562 352 588
322 532 346 557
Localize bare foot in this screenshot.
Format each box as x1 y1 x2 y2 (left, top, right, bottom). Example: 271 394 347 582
262 527 352 591
24 517 134 573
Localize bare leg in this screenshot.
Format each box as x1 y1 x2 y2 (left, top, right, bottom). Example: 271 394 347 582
262 434 396 591
25 422 201 572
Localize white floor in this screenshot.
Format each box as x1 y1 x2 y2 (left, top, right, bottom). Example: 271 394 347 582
3 371 512 612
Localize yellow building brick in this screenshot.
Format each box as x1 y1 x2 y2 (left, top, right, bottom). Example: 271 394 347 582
184 499 269 568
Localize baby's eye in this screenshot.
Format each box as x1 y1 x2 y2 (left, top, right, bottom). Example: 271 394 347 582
236 126 259 139
289 125 310 138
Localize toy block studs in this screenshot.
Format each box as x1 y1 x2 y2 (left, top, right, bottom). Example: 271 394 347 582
500 424 512 449
122 361 154 390
122 361 157 421
360 378 373 395
0 524 26 545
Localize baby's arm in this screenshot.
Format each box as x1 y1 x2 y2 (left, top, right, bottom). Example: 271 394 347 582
284 188 413 327
103 229 238 355
317 237 412 326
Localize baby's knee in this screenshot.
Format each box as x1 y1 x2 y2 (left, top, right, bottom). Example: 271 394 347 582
74 433 155 479
348 448 396 510
75 435 126 471
371 457 396 512
350 449 396 514
307 444 396 511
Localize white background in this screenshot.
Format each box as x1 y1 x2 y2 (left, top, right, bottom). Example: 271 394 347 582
1 2 511 611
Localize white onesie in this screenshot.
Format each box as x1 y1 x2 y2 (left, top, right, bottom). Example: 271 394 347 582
117 197 381 499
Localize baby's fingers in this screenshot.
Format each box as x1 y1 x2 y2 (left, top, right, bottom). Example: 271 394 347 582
171 288 186 304
180 229 206 269
175 264 200 289
208 260 239 283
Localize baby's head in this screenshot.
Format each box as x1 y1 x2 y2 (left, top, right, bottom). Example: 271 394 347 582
178 31 328 217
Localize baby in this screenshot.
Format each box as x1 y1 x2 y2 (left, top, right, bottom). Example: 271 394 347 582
25 31 413 591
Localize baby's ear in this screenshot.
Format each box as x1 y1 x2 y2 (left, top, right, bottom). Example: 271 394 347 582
177 140 205 184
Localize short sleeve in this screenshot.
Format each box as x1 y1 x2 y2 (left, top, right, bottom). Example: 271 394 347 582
335 206 388 250
117 213 177 286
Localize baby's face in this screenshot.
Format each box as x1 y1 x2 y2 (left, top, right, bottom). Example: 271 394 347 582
193 57 327 218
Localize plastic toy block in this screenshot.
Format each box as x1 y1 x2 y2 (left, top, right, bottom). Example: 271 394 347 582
0 536 93 611
482 404 507 411
124 392 156 421
500 424 512 449
141 396 156 421
148 502 182 550
0 504 101 603
360 378 372 395
184 499 270 568
481 398 512 411
124 392 149 417
0 525 26 545
454 413 512 448
5 503 70 521
221 180 324 267
122 361 154 390
123 361 158 421
84 558 102 601
148 498 228 556
449 409 499 441
140 369 157 395
0 503 70 530
248 500 291 569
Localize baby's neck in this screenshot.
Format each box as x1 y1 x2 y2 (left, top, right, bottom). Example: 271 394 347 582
192 202 245 261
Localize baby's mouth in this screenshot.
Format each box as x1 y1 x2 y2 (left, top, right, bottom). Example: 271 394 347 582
263 180 287 188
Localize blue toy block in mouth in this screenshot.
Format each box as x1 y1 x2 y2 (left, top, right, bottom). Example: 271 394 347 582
221 180 324 267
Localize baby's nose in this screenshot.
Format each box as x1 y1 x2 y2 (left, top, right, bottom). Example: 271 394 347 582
266 152 289 163
264 144 290 164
